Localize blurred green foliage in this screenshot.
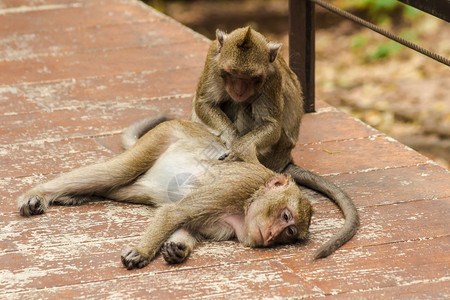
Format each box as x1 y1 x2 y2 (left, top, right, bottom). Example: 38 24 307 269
351 28 418 61
335 0 421 23
338 0 422 61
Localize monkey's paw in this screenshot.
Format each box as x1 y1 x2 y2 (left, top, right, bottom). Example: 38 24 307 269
161 242 191 264
18 194 47 216
121 248 150 270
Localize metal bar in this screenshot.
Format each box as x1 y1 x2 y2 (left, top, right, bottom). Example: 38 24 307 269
289 0 315 113
399 0 450 22
311 0 450 67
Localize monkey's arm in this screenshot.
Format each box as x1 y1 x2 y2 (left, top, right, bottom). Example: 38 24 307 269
231 98 283 162
121 203 191 269
194 97 238 147
239 116 281 148
229 120 280 164
161 228 199 264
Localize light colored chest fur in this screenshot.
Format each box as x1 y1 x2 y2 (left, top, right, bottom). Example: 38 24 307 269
196 214 245 242
134 138 227 204
198 221 236 241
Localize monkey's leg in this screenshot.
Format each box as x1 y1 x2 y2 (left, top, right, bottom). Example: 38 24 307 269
18 124 172 217
283 163 359 258
160 228 199 264
18 157 140 216
105 184 156 205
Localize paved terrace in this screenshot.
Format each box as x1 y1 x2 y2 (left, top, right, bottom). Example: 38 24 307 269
0 0 449 298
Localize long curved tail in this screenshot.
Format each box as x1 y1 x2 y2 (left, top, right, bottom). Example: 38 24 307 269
122 115 171 149
283 163 359 258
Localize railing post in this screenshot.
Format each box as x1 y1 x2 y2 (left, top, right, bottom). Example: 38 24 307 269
289 0 315 113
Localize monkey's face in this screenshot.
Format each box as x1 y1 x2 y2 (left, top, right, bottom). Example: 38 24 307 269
243 174 310 247
215 27 281 103
219 68 263 103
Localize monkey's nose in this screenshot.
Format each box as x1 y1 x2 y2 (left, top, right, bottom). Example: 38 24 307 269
231 78 248 96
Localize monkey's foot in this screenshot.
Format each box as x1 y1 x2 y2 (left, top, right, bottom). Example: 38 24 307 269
18 194 47 216
121 248 150 270
161 242 190 264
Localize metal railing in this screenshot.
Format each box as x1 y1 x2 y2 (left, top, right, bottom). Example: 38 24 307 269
288 0 450 113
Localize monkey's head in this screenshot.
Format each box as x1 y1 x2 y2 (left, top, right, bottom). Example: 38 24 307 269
215 26 282 103
243 173 313 248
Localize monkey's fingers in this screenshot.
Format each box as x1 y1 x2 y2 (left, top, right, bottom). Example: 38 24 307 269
120 248 150 270
217 150 242 162
220 151 242 162
218 152 230 161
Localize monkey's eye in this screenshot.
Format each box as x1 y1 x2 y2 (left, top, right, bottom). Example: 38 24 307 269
286 225 297 237
282 209 292 222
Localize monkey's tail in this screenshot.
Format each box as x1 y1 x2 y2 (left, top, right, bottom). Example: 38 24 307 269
284 163 359 259
121 114 171 149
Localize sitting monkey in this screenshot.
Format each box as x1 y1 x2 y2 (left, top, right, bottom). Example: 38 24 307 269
17 120 313 269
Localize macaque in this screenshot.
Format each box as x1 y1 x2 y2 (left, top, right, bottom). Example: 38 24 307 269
18 120 313 269
122 27 359 259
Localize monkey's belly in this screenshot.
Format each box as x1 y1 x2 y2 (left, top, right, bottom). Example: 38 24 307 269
135 140 227 204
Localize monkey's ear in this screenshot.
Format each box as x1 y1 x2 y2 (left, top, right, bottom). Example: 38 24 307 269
265 174 290 189
268 42 282 63
216 29 227 52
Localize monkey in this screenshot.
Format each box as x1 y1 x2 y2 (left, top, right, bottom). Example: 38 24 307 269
191 26 295 169
17 119 313 269
121 26 359 259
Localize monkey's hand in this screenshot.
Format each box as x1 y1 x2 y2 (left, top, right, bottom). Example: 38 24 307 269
161 241 191 264
121 248 151 270
18 194 48 216
219 128 239 148
226 139 260 164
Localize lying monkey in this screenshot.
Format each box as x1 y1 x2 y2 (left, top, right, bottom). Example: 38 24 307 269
123 26 359 259
17 120 313 269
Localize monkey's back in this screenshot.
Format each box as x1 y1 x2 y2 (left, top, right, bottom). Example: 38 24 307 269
257 57 304 172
